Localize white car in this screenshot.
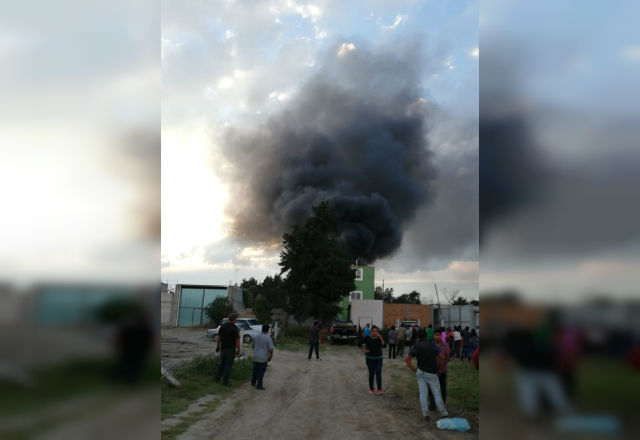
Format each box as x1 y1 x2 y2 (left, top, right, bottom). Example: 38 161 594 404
206 321 261 344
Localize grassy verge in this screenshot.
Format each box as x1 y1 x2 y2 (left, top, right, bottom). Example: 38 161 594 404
161 355 252 420
387 357 479 430
273 334 308 351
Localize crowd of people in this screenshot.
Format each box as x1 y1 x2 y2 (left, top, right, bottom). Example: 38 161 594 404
214 313 479 425
356 323 479 422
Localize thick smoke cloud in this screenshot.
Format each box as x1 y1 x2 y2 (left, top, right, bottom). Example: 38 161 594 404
219 42 437 262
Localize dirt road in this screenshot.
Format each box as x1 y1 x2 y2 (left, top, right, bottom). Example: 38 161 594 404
162 329 476 440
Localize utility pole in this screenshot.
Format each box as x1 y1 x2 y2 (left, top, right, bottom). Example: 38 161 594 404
434 283 442 327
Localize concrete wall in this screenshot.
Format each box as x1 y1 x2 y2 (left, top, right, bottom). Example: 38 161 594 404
350 299 383 329
432 305 479 329
228 285 244 312
383 303 431 329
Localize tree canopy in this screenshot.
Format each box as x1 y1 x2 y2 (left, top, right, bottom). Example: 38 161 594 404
452 296 470 305
279 201 356 323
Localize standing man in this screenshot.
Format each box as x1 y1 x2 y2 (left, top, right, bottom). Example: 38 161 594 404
453 327 462 360
409 324 418 349
251 324 274 390
397 324 407 356
387 325 398 359
426 324 435 342
405 328 448 423
308 321 321 360
215 313 240 386
364 323 371 337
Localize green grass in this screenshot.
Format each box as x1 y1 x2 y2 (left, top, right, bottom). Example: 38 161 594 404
446 359 479 412
273 334 308 351
388 357 479 430
576 357 640 414
161 355 252 420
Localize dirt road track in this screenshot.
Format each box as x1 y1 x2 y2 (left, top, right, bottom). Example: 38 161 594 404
169 341 476 440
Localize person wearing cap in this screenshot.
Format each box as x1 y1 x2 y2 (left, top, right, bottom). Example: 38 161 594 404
215 313 240 386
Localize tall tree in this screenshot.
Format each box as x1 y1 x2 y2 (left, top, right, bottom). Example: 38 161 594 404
279 201 356 323
260 274 286 309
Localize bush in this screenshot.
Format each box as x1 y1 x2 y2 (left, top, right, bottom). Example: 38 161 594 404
283 323 310 338
203 297 233 327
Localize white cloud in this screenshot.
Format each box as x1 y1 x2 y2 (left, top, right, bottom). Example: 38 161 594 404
383 14 407 30
269 90 288 101
217 76 234 89
161 38 183 60
225 29 236 39
470 47 479 58
444 55 454 70
621 45 640 61
337 42 356 57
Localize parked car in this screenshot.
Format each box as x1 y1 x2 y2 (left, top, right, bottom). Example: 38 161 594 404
214 317 262 332
327 320 359 344
206 321 261 344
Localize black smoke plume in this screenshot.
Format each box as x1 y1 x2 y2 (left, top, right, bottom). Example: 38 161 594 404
219 42 437 262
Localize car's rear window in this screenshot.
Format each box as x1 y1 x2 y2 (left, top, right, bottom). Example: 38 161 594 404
246 319 259 326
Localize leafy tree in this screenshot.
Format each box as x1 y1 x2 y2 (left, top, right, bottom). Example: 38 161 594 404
393 290 421 304
279 201 356 323
204 296 233 327
452 296 470 305
240 277 259 289
260 274 286 309
253 295 273 324
470 299 479 306
374 286 395 303
240 277 260 308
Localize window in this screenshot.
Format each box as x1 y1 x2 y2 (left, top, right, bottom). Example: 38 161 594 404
349 291 363 301
354 268 363 281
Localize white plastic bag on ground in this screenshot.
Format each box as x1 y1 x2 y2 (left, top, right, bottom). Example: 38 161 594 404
436 417 471 432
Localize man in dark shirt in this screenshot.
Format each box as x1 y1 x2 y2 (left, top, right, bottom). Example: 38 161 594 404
215 313 240 386
308 321 321 360
405 328 448 422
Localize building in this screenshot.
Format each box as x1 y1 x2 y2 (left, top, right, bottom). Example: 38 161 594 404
338 265 375 320
172 284 228 327
383 303 432 328
350 299 384 329
161 283 179 327
431 304 479 329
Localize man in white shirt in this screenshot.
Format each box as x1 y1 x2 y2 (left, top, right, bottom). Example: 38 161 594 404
251 324 275 390
453 327 462 360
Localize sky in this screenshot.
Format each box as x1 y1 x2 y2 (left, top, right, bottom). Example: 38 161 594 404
161 0 479 302
0 1 159 287
480 0 640 303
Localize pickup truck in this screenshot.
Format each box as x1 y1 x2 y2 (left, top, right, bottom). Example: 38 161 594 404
328 320 359 344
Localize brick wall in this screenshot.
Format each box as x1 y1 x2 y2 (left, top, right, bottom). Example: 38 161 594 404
383 304 431 328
